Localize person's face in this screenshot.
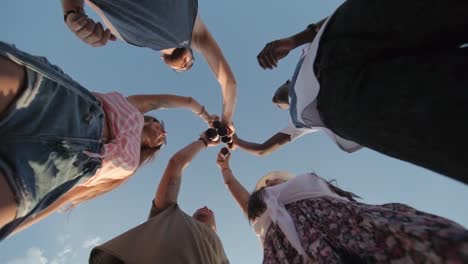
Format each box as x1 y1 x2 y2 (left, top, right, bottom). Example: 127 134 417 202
265 178 287 187
274 102 290 110
141 118 166 148
164 48 195 72
193 206 217 231
272 80 290 110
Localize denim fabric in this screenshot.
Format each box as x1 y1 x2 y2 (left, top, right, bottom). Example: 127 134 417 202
0 42 104 239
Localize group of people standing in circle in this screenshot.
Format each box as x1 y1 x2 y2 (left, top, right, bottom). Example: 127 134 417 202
1 0 467 263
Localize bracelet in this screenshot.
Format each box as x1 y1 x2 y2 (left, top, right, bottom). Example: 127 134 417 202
198 137 208 147
222 168 232 174
196 105 205 116
306 23 319 33
64 7 84 22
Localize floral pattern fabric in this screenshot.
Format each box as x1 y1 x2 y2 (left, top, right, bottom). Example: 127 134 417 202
263 197 468 264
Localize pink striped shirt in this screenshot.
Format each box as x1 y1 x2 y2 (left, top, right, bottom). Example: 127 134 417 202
81 92 144 187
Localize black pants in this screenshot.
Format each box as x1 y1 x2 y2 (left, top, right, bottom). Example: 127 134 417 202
316 0 468 184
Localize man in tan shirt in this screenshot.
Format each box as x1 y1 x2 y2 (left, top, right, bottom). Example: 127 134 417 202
89 132 229 264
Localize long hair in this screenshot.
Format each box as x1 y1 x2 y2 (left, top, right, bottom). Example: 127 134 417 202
247 177 360 222
65 115 161 208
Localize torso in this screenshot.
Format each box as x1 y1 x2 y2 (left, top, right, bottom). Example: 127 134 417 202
0 56 26 119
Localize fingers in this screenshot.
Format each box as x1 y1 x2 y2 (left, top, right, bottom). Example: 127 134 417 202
91 28 113 47
257 43 270 70
85 22 103 44
257 42 278 70
216 153 225 162
67 15 113 47
68 15 88 32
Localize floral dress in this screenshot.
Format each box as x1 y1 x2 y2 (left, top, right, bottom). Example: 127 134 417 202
263 197 468 264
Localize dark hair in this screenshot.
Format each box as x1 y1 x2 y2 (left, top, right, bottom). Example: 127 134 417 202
162 47 192 67
272 80 290 105
326 180 361 202
247 178 360 222
247 187 267 223
89 248 124 264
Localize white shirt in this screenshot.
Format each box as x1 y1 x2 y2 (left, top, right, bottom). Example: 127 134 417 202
252 173 347 259
280 17 362 153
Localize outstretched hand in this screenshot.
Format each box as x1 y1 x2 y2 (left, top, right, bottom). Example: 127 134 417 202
216 149 231 170
257 38 295 70
200 131 221 147
223 121 236 137
65 11 117 47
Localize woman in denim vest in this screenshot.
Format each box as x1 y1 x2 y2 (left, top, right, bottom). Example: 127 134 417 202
0 42 217 240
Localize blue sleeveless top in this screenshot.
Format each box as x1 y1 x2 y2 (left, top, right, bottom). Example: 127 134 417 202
90 0 198 50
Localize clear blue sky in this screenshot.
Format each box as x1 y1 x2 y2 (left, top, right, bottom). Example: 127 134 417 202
1 1 467 263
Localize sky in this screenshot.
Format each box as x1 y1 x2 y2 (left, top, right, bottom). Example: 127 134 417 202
1 1 467 263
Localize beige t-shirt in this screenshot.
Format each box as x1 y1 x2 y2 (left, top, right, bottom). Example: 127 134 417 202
89 204 229 264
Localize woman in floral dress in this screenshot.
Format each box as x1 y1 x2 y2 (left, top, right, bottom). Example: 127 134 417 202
216 152 468 263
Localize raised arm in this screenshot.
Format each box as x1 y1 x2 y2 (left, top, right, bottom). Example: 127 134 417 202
257 18 328 70
191 15 237 130
231 132 291 156
216 151 250 217
153 132 219 211
126 94 216 124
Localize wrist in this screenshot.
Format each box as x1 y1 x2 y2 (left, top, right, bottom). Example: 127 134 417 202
63 6 84 22
221 167 231 173
195 105 205 116
198 137 208 148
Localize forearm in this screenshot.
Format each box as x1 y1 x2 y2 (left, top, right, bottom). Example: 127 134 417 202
222 168 250 216
61 0 84 12
235 137 269 156
235 133 290 156
192 16 237 124
221 81 237 124
170 139 207 170
289 17 328 48
154 139 207 209
127 94 205 116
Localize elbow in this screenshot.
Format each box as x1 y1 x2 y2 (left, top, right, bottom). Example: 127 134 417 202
256 150 270 157
227 79 237 88
167 156 183 170
186 96 194 106
256 145 272 156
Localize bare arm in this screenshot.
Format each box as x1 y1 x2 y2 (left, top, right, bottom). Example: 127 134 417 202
191 15 237 128
257 17 328 69
232 132 291 156
216 152 250 217
153 133 218 211
126 94 214 123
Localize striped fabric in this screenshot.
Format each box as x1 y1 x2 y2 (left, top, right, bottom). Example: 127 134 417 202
81 92 144 187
